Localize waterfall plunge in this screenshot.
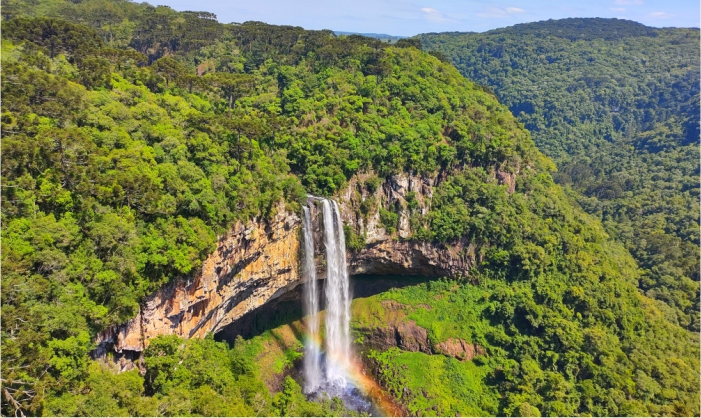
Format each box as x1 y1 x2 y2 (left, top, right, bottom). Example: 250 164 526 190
302 206 322 393
302 198 354 395
321 199 353 388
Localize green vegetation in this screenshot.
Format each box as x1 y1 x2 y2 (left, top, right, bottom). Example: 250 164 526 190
1 3 535 413
43 333 352 416
367 347 499 416
379 207 399 234
353 276 699 416
334 31 407 44
344 224 367 252
1 3 698 417
419 18 700 331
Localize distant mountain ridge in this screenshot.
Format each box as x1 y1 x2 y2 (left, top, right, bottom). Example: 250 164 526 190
419 17 701 331
334 30 406 43
484 17 661 40
2 6 699 416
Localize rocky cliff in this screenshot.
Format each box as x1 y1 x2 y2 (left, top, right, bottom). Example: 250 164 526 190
341 172 476 277
354 300 485 361
95 170 514 364
94 205 303 362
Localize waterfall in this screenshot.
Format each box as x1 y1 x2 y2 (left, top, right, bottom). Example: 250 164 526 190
302 197 354 395
302 206 322 393
321 199 353 388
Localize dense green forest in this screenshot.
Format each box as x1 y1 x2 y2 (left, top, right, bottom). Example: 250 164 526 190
418 19 701 331
334 31 406 43
1 2 699 416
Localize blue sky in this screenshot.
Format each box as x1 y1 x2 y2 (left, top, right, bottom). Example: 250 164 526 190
154 0 700 36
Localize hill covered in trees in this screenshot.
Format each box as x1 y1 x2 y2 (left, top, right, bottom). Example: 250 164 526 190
334 31 406 43
1 3 699 417
419 18 701 332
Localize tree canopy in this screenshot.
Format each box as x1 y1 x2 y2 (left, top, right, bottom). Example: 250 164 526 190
419 19 700 331
1 4 699 417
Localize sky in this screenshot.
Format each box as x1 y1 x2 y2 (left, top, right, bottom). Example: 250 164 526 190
152 0 699 36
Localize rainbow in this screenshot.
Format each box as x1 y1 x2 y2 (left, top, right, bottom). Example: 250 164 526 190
303 333 404 417
343 356 405 417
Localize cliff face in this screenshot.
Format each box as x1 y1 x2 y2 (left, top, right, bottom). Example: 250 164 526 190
354 300 484 361
341 172 475 278
96 170 515 362
95 206 302 359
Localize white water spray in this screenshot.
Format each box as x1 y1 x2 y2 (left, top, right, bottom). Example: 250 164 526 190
321 199 353 387
301 197 356 398
302 206 322 393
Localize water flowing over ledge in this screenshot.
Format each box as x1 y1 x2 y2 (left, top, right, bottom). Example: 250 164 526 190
303 197 363 408
93 174 476 377
301 205 322 392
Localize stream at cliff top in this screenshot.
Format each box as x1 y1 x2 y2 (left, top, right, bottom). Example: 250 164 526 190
301 197 390 416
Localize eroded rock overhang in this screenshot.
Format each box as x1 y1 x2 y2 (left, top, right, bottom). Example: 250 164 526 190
94 171 512 358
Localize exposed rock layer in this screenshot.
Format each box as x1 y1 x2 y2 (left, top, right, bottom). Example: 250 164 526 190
355 301 484 361
96 206 302 356
435 338 486 361
96 172 499 358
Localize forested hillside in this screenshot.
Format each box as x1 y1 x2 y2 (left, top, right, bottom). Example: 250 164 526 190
419 19 701 331
1 3 699 417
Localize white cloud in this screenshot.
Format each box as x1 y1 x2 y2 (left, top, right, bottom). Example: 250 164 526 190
614 0 643 4
477 6 526 18
420 7 458 23
610 7 626 12
648 11 675 18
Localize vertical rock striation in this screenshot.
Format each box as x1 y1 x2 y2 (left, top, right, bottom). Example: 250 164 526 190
95 205 302 357
96 169 514 362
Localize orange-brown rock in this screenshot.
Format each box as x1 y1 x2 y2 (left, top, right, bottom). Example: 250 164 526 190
354 301 433 354
96 205 302 355
434 338 485 361
496 169 517 194
95 173 480 360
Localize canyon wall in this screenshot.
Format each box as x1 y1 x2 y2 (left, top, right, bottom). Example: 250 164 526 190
95 170 516 363
95 206 303 359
